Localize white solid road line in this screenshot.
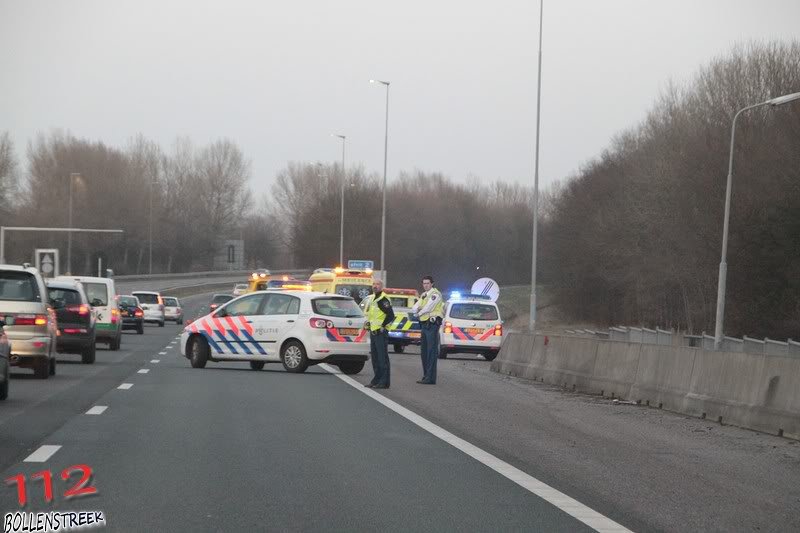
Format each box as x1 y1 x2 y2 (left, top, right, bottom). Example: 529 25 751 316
118 383 133 390
151 359 160 363
24 445 62 463
86 406 107 415
320 364 633 533
137 369 150 374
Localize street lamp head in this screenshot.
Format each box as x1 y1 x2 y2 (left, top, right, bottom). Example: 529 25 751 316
767 91 800 107
370 79 390 86
332 134 346 140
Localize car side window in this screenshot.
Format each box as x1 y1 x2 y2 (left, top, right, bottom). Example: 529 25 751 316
261 294 300 315
219 294 264 317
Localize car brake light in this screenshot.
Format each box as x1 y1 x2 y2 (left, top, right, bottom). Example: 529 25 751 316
176 308 181 313
444 322 452 334
111 308 119 324
66 304 90 316
309 318 334 329
63 328 88 334
210 304 218 310
135 309 144 317
494 324 503 336
15 315 48 326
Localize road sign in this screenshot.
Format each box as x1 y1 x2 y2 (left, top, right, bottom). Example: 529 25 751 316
471 277 500 302
348 260 374 270
35 249 60 278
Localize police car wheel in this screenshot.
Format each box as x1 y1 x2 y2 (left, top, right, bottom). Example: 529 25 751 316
0 366 8 400
393 343 405 354
249 361 265 371
437 349 448 360
190 336 209 369
281 341 308 373
336 361 364 375
483 351 498 362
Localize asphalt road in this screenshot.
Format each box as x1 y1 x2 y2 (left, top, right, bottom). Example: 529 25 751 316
1 292 798 532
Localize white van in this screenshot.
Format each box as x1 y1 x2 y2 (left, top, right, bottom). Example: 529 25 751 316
57 276 122 350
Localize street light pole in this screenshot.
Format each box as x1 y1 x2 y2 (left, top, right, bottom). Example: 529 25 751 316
148 175 153 275
371 79 390 283
67 173 81 274
713 90 800 350
332 134 346 266
529 0 544 333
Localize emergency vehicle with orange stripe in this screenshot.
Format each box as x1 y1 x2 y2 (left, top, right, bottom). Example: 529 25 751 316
308 267 374 305
438 293 503 361
180 290 369 374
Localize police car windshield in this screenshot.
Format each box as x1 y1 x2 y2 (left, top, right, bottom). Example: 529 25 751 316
312 297 364 318
449 303 498 321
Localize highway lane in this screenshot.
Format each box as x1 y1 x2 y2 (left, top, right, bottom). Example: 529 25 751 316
2 291 797 531
358 348 800 533
0 294 610 531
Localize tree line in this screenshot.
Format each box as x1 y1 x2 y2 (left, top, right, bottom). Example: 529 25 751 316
2 40 798 338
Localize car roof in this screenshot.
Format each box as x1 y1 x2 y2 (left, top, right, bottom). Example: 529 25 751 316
58 275 112 283
45 280 82 290
0 264 38 274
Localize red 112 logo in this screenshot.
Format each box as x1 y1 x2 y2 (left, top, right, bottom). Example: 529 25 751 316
6 464 98 506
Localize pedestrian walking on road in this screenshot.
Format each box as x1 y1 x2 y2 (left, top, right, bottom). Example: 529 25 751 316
364 279 395 389
411 276 444 384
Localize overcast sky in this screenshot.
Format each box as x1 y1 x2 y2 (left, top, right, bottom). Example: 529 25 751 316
2 0 799 195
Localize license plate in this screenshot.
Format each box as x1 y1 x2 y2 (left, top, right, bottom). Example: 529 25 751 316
466 328 484 336
338 328 360 336
408 332 421 339
121 310 129 317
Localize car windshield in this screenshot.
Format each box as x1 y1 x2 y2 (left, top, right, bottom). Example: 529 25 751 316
449 303 499 321
163 298 178 306
0 272 40 302
83 283 109 306
118 296 138 307
333 284 372 304
312 297 364 318
47 288 82 306
133 293 159 304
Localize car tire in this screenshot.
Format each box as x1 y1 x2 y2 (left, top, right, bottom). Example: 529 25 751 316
137 323 144 335
158 321 165 328
0 366 9 400
110 334 121 351
177 319 183 325
81 343 96 364
336 361 365 375
249 361 265 371
483 351 498 362
438 349 448 360
393 343 405 354
280 341 308 373
189 336 209 369
34 358 49 379
49 356 56 375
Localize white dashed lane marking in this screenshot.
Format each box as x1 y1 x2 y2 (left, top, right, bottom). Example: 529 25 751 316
118 383 133 390
24 445 62 463
86 406 107 415
151 359 160 363
137 369 150 374
158 352 167 355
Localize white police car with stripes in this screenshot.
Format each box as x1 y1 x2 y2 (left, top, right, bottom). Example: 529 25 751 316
180 291 369 374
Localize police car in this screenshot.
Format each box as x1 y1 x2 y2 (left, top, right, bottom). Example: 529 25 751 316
181 290 369 374
438 292 503 361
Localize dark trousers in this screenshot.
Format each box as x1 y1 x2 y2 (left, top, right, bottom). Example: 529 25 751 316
370 330 390 386
420 321 440 383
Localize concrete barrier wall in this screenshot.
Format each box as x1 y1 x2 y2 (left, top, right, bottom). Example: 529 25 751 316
491 333 800 440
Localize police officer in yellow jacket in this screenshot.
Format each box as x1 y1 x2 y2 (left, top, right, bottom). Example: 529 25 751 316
411 275 444 384
364 278 395 389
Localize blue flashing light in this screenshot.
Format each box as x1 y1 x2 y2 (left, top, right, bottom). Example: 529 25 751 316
449 291 462 300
